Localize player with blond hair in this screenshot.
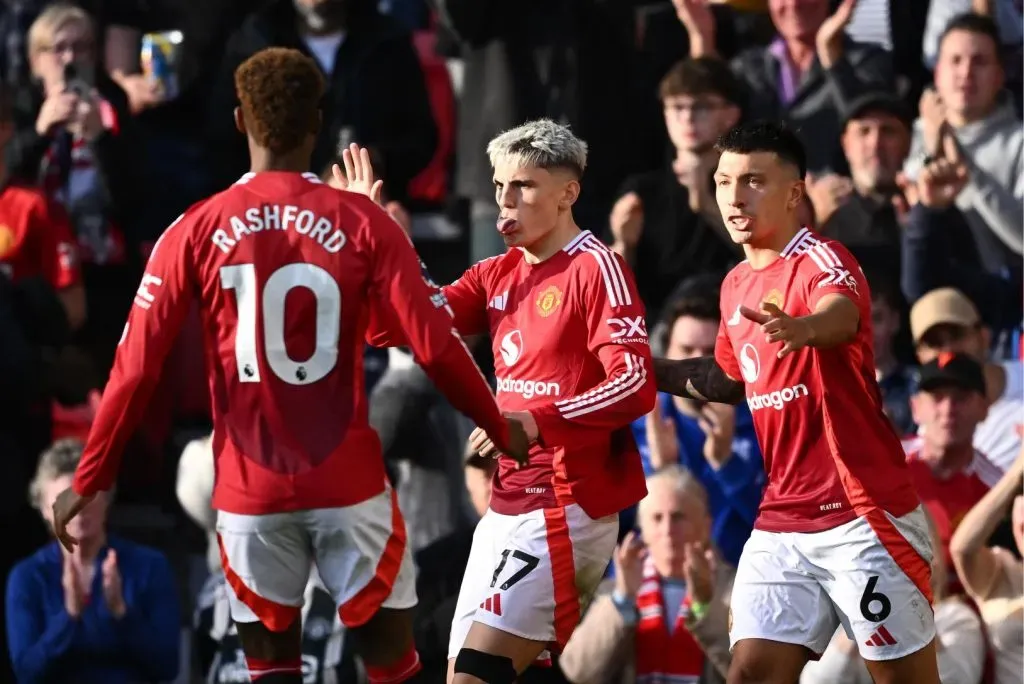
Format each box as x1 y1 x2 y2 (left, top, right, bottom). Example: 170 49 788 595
342 118 656 684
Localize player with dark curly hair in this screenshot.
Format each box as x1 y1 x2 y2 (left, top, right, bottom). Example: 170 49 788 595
52 47 527 684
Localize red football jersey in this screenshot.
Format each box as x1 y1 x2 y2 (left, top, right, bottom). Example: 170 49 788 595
369 230 655 519
0 184 79 289
73 172 506 514
715 228 920 533
904 437 998 574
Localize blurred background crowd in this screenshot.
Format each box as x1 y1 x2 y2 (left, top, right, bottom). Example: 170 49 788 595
0 0 1021 682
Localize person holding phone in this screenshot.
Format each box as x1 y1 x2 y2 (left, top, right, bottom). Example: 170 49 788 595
12 3 144 379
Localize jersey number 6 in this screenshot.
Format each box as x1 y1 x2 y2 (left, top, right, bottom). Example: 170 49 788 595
859 575 892 623
220 263 340 386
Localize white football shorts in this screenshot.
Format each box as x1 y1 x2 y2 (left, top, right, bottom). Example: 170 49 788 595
447 503 618 660
216 485 417 632
729 505 936 661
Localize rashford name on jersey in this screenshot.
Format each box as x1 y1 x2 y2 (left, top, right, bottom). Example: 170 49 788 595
209 204 348 255
72 172 508 515
369 230 656 519
715 228 919 534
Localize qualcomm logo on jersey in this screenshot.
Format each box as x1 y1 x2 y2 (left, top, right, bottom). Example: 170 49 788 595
747 384 810 412
739 344 760 383
608 315 647 343
496 376 561 399
500 329 524 367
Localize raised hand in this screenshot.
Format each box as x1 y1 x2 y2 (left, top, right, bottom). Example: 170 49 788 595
740 302 812 359
804 173 853 226
330 143 384 206
36 91 78 136
672 0 716 58
919 88 947 156
682 541 716 605
645 400 679 470
62 552 85 619
609 192 644 252
918 154 968 209
816 0 858 68
613 530 646 599
70 90 104 141
101 549 126 619
697 402 736 468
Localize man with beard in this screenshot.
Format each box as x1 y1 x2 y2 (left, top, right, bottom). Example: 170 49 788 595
206 0 437 200
814 92 913 276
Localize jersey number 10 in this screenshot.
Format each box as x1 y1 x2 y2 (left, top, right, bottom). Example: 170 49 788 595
220 263 341 386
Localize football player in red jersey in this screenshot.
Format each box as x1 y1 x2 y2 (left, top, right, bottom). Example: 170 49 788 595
341 119 656 684
49 48 527 684
652 121 940 684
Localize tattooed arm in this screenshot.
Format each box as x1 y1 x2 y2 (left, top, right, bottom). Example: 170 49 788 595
653 357 745 405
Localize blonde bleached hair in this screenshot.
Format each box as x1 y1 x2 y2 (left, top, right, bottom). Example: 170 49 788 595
28 3 94 57
486 119 588 178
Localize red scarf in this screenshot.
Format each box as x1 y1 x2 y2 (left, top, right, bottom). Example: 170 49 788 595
40 97 126 265
634 557 704 684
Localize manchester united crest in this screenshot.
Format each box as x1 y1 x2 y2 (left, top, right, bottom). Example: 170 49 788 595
763 288 784 311
536 285 563 318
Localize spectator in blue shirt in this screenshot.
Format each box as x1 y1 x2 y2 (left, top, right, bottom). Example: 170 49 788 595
5 438 180 684
630 294 765 566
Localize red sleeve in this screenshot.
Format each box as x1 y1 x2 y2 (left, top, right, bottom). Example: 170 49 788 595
363 197 509 450
799 238 866 312
73 213 195 497
365 256 489 347
715 316 741 381
530 250 656 446
34 198 80 289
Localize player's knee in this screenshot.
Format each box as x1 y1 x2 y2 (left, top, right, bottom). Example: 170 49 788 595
727 650 785 684
236 619 302 662
352 606 415 665
453 648 517 684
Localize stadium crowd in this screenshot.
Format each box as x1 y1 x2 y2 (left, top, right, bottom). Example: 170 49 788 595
0 0 1020 682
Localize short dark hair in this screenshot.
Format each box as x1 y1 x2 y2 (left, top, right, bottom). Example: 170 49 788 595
938 12 1001 56
715 120 807 179
234 47 325 154
659 57 744 108
657 284 721 351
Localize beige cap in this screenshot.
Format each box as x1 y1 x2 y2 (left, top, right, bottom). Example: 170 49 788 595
909 288 980 343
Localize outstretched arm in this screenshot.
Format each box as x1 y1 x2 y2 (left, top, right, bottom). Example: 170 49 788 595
652 357 745 405
950 453 1024 602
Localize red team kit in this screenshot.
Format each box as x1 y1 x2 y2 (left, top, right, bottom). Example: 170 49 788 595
70 171 524 632
717 227 934 659
62 153 936 668
369 229 656 654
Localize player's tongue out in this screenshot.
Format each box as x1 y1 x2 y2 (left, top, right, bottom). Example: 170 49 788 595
497 217 518 235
